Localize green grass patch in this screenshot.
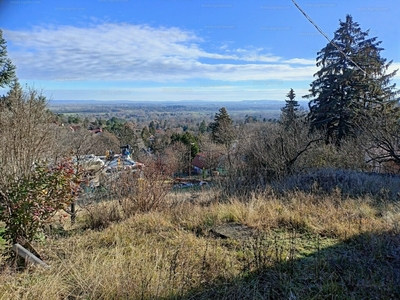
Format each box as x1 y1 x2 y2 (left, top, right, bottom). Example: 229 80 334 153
0 226 5 250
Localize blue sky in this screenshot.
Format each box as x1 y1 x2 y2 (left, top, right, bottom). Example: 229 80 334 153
0 0 399 101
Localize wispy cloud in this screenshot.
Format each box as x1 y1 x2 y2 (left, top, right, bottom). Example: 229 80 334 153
388 62 400 78
283 58 316 65
4 23 317 82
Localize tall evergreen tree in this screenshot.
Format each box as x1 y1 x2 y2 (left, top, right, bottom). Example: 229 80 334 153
0 29 16 89
110 121 139 153
149 121 156 135
305 15 399 145
141 126 150 144
199 120 207 134
171 132 199 158
281 88 300 127
209 107 235 147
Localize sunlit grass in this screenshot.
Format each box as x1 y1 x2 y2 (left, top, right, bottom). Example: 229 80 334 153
0 189 399 299
0 225 5 250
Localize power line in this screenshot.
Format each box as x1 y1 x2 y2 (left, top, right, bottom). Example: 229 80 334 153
291 0 368 76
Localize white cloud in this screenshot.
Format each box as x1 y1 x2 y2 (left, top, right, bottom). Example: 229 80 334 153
388 62 400 78
4 23 398 101
283 58 316 65
4 23 318 83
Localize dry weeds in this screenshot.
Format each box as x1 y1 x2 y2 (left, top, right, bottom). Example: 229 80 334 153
1 188 399 299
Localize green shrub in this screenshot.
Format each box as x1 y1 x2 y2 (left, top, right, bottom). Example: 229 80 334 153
0 158 82 249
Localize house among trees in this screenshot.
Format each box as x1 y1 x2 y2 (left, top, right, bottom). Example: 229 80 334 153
191 151 227 175
192 152 207 173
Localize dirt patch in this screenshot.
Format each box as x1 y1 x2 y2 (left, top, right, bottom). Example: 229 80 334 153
210 223 257 240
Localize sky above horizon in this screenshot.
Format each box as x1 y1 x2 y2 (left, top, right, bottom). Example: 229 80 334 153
0 0 399 101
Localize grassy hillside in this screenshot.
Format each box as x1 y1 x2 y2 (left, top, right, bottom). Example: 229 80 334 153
1 187 399 299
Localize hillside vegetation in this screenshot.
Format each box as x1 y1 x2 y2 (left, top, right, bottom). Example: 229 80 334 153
1 182 400 299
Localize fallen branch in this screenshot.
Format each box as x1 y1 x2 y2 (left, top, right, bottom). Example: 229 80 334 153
12 243 50 268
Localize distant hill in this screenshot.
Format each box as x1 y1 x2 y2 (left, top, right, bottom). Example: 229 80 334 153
48 99 309 109
47 99 309 122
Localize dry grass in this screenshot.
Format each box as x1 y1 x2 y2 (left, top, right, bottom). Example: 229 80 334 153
1 188 400 299
272 168 400 201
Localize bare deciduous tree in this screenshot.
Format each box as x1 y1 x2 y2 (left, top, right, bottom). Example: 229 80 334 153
198 134 225 176
223 119 323 196
164 141 188 176
357 111 400 173
0 81 58 187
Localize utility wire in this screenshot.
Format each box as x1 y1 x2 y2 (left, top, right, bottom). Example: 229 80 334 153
291 0 368 76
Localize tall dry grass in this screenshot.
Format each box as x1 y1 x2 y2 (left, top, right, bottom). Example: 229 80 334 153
1 188 400 299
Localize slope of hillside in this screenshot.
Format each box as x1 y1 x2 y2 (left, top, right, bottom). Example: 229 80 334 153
1 188 399 299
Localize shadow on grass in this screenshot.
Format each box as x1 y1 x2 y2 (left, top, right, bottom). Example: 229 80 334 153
164 231 400 300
